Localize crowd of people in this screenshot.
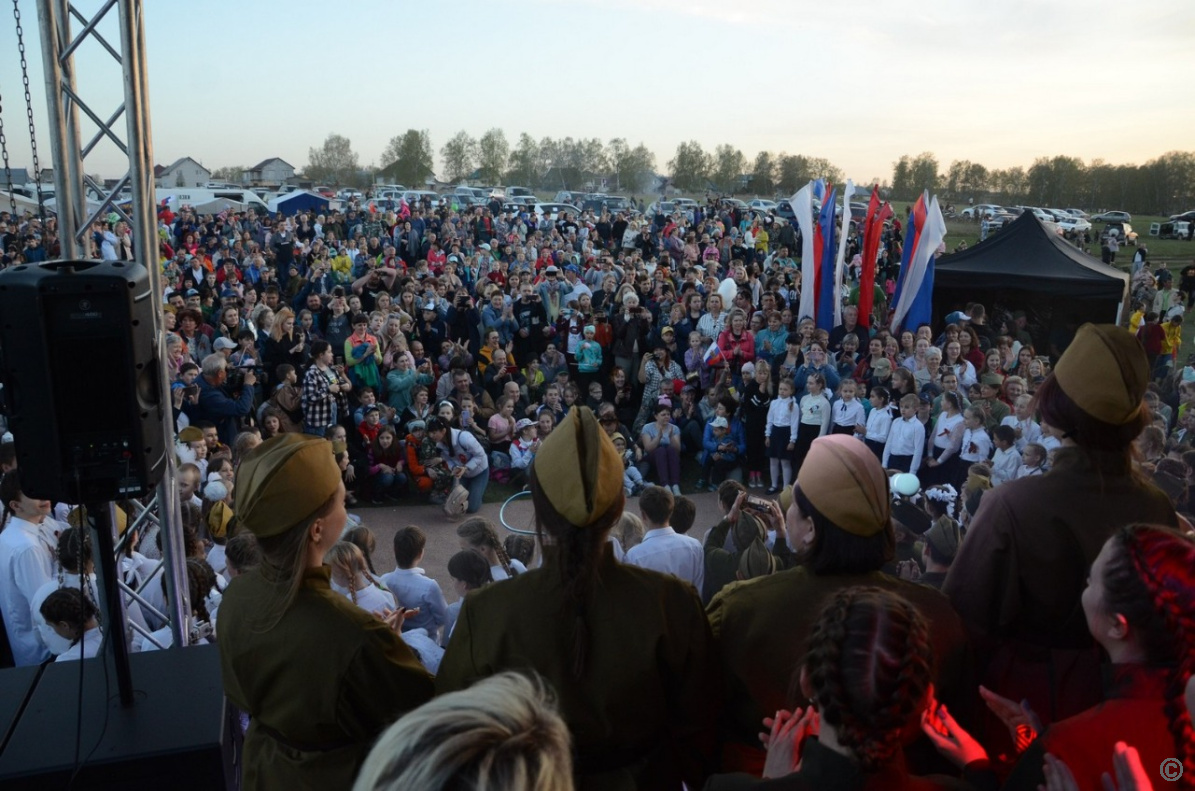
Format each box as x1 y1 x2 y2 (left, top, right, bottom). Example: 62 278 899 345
1 195 1194 790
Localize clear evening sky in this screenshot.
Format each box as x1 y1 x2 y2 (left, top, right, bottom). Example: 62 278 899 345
0 0 1191 187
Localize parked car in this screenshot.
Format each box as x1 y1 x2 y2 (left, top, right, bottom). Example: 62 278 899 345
961 203 1003 219
315 186 335 198
1160 221 1192 240
505 186 534 199
672 197 698 210
1103 222 1138 245
774 200 796 221
1057 216 1092 234
748 199 778 212
533 202 581 221
1091 210 1132 223
1169 210 1195 223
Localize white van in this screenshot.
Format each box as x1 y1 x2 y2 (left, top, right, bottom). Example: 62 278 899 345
157 188 269 212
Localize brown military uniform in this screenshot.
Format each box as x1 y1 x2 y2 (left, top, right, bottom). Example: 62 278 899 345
943 448 1176 730
437 544 718 791
706 568 972 775
219 566 435 790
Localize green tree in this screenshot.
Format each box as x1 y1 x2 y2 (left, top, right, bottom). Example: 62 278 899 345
379 129 434 186
210 165 246 184
711 144 746 193
668 140 711 193
506 133 540 187
777 154 812 194
890 153 937 199
608 138 656 193
306 133 360 187
441 131 478 183
477 128 510 185
751 151 776 195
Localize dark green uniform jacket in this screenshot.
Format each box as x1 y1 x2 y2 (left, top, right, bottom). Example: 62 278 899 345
219 566 434 790
437 544 719 791
944 448 1176 734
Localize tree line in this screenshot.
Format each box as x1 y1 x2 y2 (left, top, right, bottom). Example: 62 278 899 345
227 131 1194 216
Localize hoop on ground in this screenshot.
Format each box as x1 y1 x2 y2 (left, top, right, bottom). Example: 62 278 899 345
499 490 536 536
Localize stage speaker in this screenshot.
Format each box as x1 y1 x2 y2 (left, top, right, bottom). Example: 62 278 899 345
0 260 166 503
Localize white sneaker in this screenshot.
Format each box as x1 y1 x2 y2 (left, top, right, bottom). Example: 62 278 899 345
671 484 682 496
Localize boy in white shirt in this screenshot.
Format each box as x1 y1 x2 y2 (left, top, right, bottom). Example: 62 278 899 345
1000 394 1042 453
882 394 925 473
381 525 449 644
959 406 993 467
1017 442 1048 478
990 424 1021 486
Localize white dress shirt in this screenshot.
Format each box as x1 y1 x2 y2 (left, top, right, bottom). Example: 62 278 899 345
882 417 925 472
625 526 704 592
0 517 56 665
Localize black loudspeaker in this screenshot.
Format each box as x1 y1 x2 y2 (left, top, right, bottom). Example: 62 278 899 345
0 260 166 503
0 644 238 789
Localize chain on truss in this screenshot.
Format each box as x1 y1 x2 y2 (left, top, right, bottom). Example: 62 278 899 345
13 0 47 223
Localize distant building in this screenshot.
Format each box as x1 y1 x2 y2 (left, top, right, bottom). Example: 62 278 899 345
244 157 295 185
154 157 211 188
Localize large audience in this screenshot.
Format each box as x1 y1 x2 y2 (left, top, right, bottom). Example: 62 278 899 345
1 195 1193 790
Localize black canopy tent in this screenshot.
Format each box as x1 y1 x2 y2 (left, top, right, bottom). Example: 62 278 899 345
933 213 1129 359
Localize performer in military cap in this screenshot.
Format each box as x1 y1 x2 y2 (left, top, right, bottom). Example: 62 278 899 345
218 433 433 789
437 406 718 791
945 324 1178 744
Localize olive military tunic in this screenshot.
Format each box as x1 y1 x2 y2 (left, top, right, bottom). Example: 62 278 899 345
436 544 719 791
707 568 972 775
218 566 434 790
943 448 1176 731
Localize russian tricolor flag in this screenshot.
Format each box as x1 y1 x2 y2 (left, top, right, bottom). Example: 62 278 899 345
889 191 947 333
703 343 725 367
814 186 838 331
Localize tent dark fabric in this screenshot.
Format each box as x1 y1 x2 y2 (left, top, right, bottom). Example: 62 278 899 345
933 213 1128 357
267 190 330 215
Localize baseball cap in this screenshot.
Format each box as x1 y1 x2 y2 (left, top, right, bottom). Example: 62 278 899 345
946 310 972 324
213 337 237 351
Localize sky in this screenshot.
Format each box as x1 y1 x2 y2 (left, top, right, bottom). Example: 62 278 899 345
0 0 1192 189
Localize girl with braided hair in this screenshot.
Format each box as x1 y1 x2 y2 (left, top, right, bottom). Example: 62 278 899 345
961 524 1195 791
325 542 397 617
455 517 525 581
708 586 988 789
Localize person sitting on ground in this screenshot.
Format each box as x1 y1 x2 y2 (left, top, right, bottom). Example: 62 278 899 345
442 549 493 645
382 526 449 645
625 485 705 592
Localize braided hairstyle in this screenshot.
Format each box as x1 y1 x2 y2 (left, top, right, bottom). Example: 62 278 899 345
803 587 934 774
457 517 515 578
1102 524 1195 789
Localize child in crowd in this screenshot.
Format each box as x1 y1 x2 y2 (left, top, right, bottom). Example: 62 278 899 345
540 343 568 382
882 394 925 474
765 377 797 494
381 526 449 645
576 325 603 379
1017 442 1048 478
860 386 894 459
417 421 453 505
989 424 1021 486
1000 394 1042 452
959 406 993 469
358 405 384 447
792 372 832 474
612 433 646 497
443 549 493 644
510 418 540 475
830 378 866 436
403 420 434 496
366 427 406 503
